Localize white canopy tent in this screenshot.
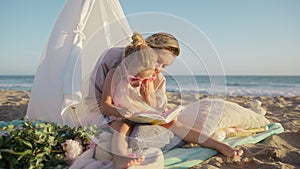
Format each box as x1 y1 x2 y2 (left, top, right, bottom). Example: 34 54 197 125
26 0 132 127
26 0 226 128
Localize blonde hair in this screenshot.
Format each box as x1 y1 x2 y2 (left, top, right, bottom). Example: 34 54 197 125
123 32 147 59
145 32 180 56
123 32 158 75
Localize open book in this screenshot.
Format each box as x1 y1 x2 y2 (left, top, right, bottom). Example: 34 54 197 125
127 105 185 125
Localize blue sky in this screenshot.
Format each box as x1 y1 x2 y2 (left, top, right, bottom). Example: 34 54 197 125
0 0 299 75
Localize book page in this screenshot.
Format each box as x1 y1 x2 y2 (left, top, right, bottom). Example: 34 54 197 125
127 105 185 124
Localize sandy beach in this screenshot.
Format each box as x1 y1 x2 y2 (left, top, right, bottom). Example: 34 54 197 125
0 90 299 168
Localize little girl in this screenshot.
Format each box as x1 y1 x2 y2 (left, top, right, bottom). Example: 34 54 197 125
101 32 166 168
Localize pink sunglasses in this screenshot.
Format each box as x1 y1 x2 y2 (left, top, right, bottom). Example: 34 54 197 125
128 73 157 84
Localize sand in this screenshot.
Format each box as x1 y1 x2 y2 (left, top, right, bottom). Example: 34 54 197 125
0 90 30 122
0 90 299 168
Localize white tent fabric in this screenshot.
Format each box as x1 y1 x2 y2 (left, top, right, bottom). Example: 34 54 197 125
26 0 132 127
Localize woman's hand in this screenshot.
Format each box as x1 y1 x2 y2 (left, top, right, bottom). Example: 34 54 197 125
159 117 177 128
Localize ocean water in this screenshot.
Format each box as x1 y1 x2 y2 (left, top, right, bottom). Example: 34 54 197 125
0 75 299 96
165 75 300 96
0 75 34 91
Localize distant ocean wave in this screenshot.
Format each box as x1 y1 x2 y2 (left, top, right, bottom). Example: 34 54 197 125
0 75 299 96
225 82 300 88
166 85 300 96
0 84 32 88
0 75 34 91
225 82 260 87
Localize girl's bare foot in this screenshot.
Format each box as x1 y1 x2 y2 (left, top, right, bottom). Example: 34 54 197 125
113 154 145 169
125 156 145 168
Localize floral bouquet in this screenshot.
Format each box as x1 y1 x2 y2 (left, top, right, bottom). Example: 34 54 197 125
0 120 100 169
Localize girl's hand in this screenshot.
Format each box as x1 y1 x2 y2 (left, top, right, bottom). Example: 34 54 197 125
117 107 133 118
140 80 151 99
123 110 134 118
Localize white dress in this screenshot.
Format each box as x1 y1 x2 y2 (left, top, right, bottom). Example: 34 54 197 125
177 98 270 142
110 63 269 143
81 48 270 140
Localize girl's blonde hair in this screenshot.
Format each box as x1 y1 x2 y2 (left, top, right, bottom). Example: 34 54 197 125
123 32 158 75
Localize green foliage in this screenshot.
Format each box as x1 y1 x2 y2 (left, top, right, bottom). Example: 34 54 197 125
0 120 99 169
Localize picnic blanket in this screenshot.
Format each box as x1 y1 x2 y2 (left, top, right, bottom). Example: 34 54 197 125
163 122 284 168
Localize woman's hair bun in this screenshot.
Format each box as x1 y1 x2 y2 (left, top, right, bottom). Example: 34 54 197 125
131 32 145 46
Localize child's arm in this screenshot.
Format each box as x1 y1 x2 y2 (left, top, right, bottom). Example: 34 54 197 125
151 73 168 110
140 73 167 110
139 80 154 106
101 69 132 118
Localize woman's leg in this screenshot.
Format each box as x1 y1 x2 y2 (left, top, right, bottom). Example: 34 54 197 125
163 120 243 157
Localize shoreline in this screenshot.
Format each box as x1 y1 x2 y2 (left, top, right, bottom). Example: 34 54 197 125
0 90 299 168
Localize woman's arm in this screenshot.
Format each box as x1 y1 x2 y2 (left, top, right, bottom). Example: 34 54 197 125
100 69 128 117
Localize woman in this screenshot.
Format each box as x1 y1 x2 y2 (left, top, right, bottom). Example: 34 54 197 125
100 32 270 168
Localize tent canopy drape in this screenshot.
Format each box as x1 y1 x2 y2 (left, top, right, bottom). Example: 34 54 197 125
26 0 132 127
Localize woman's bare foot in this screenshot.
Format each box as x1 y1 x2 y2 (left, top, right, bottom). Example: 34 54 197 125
218 143 244 158
231 149 244 157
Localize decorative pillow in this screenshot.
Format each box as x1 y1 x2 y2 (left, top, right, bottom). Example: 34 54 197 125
177 98 270 139
216 100 270 130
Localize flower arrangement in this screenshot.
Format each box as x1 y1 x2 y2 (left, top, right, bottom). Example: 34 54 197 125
62 139 83 161
0 120 99 169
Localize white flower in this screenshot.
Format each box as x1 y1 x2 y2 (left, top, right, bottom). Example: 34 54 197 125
62 139 83 161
